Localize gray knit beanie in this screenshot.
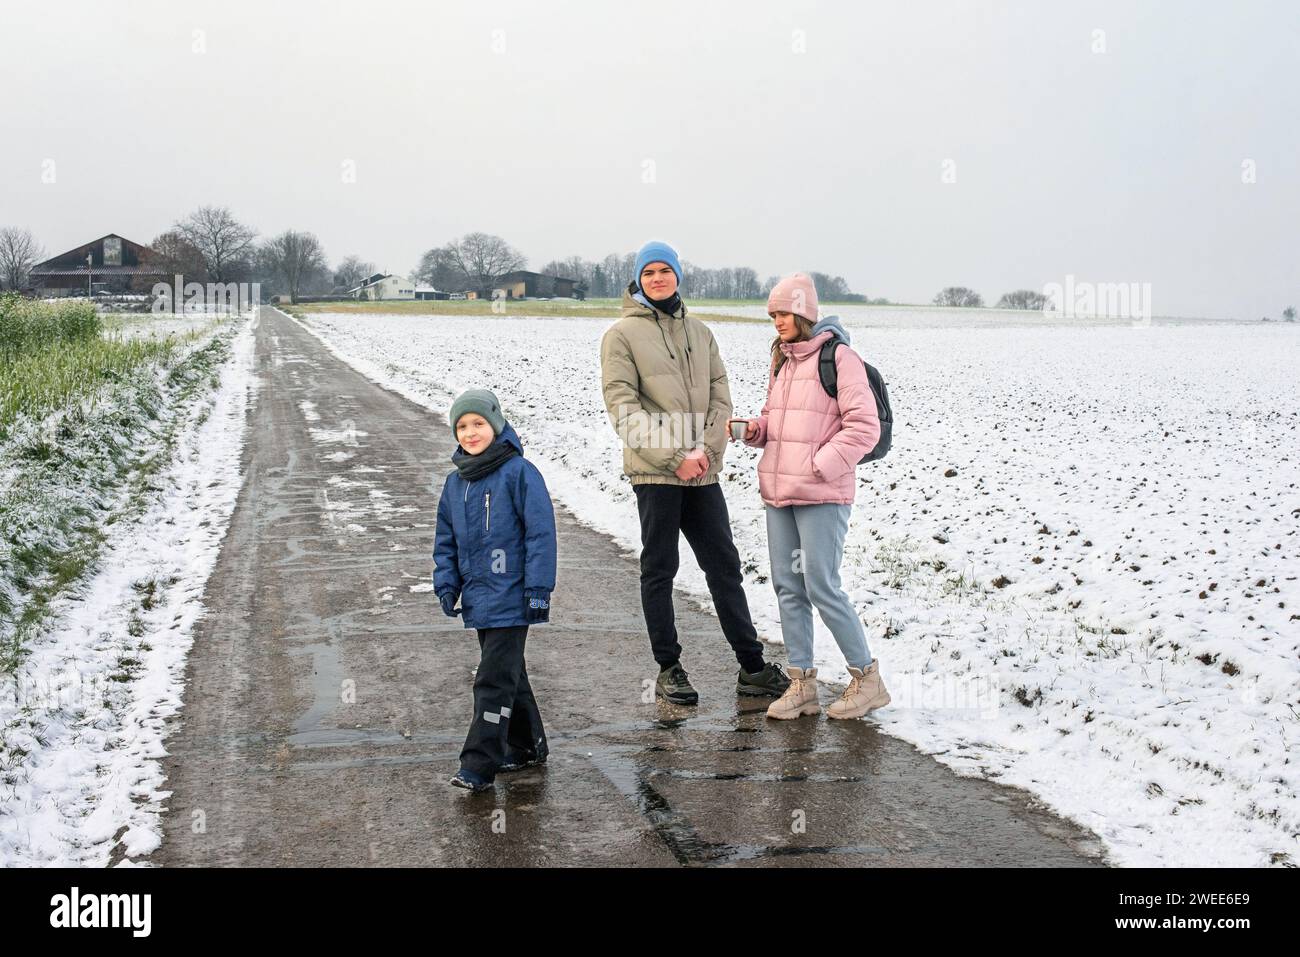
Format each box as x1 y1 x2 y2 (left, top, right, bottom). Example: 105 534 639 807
449 388 506 438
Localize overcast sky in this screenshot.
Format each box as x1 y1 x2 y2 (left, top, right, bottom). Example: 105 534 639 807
2 0 1296 318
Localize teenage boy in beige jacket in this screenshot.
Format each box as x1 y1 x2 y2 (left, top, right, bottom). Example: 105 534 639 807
599 240 789 705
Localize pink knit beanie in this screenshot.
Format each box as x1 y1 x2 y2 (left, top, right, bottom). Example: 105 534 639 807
767 273 819 323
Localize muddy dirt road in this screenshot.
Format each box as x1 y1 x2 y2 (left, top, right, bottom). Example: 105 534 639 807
148 307 1107 867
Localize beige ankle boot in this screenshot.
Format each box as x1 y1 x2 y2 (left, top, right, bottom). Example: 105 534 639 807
827 660 890 719
766 667 821 719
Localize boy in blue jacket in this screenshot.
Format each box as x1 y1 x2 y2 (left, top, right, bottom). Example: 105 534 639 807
433 389 557 792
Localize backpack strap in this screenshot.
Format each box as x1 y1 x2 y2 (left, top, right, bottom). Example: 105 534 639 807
818 339 841 399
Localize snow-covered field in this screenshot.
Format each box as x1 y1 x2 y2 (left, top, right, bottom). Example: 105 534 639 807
0 316 258 866
293 307 1299 868
106 313 226 342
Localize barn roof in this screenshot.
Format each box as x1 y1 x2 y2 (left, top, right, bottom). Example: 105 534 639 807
33 233 155 268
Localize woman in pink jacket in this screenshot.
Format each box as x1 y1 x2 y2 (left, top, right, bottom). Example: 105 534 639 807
730 273 891 720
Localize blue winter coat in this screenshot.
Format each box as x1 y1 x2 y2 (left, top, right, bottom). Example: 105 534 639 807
432 422 558 629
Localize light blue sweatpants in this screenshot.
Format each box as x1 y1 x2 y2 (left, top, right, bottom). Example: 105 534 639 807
765 503 872 671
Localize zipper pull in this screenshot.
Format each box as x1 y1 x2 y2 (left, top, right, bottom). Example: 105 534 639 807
485 492 491 532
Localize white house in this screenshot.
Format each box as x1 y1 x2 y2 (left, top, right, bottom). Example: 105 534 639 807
349 272 415 300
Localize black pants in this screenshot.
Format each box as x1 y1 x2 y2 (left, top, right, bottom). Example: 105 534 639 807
459 625 547 781
633 482 766 674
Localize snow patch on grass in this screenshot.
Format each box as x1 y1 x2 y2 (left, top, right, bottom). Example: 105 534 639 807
0 317 258 866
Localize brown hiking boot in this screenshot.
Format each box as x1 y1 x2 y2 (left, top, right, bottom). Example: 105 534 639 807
827 660 890 719
765 667 821 719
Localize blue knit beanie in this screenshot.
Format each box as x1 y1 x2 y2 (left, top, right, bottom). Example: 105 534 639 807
634 240 682 294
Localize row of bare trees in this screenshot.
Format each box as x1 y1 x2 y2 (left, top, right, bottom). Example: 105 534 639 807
532 254 862 302
2 207 381 303
161 217 881 303
139 206 345 302
933 287 1050 309
413 238 879 302
6 212 884 304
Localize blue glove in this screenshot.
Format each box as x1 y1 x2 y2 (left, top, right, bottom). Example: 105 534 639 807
438 589 461 618
524 590 550 624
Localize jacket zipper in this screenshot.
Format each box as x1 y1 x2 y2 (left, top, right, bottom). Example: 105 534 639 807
681 314 693 388
485 492 491 532
460 478 475 590
655 308 693 389
681 317 693 388
646 294 697 468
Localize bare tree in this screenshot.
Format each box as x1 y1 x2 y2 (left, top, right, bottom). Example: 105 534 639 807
539 256 597 299
175 206 258 282
996 289 1048 310
445 232 526 298
681 262 809 299
732 267 761 299
807 272 852 301
134 230 209 290
262 230 329 303
413 245 465 290
538 256 591 283
249 244 285 300
604 252 636 295
933 286 984 308
0 227 44 291
334 254 376 291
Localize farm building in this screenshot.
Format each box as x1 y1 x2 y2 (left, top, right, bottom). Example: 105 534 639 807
349 273 415 300
491 271 579 300
28 233 169 297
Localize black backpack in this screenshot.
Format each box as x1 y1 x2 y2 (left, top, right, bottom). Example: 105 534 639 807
817 340 893 462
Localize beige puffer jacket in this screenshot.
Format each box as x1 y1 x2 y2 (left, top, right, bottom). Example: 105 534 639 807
599 283 732 486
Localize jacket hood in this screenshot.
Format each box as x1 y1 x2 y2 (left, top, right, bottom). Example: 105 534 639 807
779 314 849 359
809 314 850 346
497 421 523 454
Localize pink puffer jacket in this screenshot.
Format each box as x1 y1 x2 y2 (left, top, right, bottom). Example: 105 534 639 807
744 321 881 507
